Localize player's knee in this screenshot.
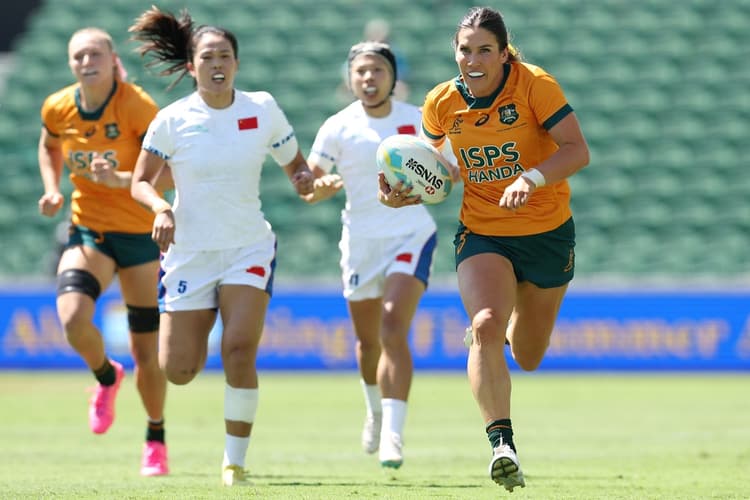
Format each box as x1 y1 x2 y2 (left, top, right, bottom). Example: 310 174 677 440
57 268 101 301
126 304 159 333
222 330 258 364
510 337 549 371
471 308 507 344
380 310 411 346
164 365 198 385
513 352 545 372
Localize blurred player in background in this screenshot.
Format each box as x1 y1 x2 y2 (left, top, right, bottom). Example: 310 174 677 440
37 27 169 476
379 6 590 492
336 19 410 105
128 6 314 487
303 41 438 470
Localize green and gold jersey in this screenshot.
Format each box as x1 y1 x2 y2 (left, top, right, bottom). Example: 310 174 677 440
422 61 573 236
41 81 158 233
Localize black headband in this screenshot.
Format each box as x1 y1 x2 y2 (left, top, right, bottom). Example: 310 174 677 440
347 41 398 93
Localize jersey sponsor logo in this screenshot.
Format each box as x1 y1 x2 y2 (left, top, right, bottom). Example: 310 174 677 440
104 123 120 139
474 113 490 126
498 104 519 125
238 116 258 130
449 116 463 135
66 150 119 174
458 143 520 168
466 163 524 183
458 142 523 184
397 125 417 135
405 157 444 190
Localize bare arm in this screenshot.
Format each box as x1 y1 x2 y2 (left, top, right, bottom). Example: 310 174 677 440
420 133 461 183
131 149 174 251
300 160 343 204
499 112 590 210
281 150 315 197
528 112 590 185
37 128 65 217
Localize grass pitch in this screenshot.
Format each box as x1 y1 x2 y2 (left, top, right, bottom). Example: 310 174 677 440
1 371 748 499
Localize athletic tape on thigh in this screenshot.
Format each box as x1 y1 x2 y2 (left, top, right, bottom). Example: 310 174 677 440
56 268 101 300
126 304 160 333
224 385 259 423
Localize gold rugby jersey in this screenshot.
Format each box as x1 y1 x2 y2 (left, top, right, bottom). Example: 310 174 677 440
41 81 158 233
422 62 574 236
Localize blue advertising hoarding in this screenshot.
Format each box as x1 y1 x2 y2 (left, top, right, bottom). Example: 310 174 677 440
1 286 749 371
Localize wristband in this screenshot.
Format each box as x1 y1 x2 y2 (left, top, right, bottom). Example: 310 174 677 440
521 168 546 188
151 198 172 214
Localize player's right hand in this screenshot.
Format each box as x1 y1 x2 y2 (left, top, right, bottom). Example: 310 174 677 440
151 210 175 252
38 192 64 217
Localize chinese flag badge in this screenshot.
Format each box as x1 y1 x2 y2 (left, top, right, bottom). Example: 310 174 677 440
397 125 416 135
238 117 258 130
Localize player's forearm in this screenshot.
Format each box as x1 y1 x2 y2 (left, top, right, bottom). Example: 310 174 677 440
38 146 63 194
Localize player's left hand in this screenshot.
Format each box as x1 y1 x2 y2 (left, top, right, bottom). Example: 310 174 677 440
499 175 536 211
89 154 123 188
377 171 421 207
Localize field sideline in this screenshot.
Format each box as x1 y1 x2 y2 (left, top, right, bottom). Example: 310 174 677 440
1 371 748 499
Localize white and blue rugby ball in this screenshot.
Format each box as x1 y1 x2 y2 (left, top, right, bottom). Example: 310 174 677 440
376 134 452 205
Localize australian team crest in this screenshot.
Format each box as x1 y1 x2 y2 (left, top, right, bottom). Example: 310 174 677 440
498 104 519 125
104 123 120 139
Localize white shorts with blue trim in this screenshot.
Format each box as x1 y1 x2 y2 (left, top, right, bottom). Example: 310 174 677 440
339 225 437 301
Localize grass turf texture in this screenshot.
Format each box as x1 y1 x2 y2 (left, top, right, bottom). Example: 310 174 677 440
1 371 748 499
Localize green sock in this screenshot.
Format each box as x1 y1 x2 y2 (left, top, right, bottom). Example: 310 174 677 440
486 418 516 452
93 360 116 386
146 419 165 443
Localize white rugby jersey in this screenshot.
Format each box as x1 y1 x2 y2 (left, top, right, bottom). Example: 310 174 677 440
309 100 436 238
143 90 298 250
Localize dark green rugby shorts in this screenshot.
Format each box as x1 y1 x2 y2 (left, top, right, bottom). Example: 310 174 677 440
67 225 160 268
453 217 575 288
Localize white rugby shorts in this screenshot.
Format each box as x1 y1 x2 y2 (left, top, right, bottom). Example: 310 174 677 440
158 234 276 312
339 225 437 301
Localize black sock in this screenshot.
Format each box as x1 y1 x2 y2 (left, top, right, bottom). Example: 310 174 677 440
146 419 165 443
486 418 515 452
93 359 116 386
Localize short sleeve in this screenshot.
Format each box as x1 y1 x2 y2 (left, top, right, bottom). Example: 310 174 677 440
142 113 173 160
421 88 447 148
263 93 299 167
307 117 340 173
528 72 572 131
40 95 61 137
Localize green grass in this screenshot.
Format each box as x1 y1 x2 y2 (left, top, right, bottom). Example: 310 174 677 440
1 371 748 499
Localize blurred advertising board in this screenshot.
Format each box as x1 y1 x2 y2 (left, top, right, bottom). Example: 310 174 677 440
1 287 749 371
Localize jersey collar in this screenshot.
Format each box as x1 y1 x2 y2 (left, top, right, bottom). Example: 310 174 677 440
75 80 118 121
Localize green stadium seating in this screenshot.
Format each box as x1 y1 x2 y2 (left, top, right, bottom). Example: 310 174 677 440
0 0 747 282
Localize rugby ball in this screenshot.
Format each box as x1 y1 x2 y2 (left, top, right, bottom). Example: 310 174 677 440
376 134 452 205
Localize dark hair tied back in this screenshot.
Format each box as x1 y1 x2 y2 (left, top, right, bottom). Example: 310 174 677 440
128 5 195 89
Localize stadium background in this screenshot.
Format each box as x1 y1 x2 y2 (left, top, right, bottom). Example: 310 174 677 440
0 0 748 371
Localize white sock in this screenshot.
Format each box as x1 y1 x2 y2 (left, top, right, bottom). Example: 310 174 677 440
381 398 407 436
223 435 251 468
360 379 382 416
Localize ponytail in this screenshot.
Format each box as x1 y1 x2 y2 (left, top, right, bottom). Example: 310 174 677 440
129 5 194 89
